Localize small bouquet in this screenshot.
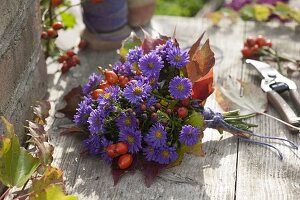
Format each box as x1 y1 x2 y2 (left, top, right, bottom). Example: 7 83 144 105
73 32 297 186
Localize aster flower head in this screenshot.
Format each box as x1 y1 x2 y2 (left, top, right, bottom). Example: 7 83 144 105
145 123 167 148
143 146 158 161
74 96 93 127
154 39 175 59
127 46 143 64
119 128 142 153
179 125 200 146
88 108 106 134
146 96 157 108
112 61 133 76
123 80 152 104
116 112 138 131
83 133 102 156
97 85 120 105
156 146 178 164
169 76 192 100
83 73 102 95
166 47 189 69
139 52 163 76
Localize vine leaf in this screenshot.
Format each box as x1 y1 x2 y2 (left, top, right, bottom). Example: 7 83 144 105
215 76 268 114
141 160 167 188
58 86 84 120
60 12 76 28
30 184 77 200
118 32 142 60
0 117 40 188
30 166 64 194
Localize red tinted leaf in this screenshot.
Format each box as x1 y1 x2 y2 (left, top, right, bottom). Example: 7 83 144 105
59 126 85 135
141 161 167 188
191 69 214 101
187 39 215 83
188 32 205 59
111 157 138 186
58 86 83 120
141 31 166 54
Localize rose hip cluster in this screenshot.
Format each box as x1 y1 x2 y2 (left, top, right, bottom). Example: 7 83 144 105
241 35 272 58
41 22 64 40
57 50 80 73
106 142 133 169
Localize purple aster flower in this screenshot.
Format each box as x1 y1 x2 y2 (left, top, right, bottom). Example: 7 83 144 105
88 108 106 134
179 125 200 146
100 137 113 163
168 76 192 100
139 52 163 76
123 80 152 104
225 0 251 10
74 96 93 127
146 96 157 108
83 133 102 155
156 146 178 164
112 61 133 76
119 128 142 153
83 73 102 95
144 123 167 148
116 112 138 131
127 46 143 64
166 47 189 69
143 146 158 161
154 40 175 60
97 85 120 105
257 0 288 5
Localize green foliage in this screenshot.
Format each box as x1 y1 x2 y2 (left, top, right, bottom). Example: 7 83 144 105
118 33 142 60
155 0 206 17
60 12 76 28
208 2 300 25
184 111 204 128
31 185 77 200
0 117 40 188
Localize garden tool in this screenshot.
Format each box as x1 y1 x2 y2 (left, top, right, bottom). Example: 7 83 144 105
246 59 300 132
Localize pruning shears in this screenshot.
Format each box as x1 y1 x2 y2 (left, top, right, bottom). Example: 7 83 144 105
246 59 300 132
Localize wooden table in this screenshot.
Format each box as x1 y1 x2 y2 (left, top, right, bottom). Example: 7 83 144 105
46 15 300 199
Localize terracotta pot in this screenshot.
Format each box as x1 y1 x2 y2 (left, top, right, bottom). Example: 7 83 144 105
81 0 131 50
128 0 156 27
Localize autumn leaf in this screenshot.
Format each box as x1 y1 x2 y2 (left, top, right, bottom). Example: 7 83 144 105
30 184 77 200
0 117 40 188
191 68 214 101
215 76 268 114
118 32 142 60
58 86 84 120
30 166 64 194
59 125 86 135
186 39 215 83
141 160 167 188
141 30 166 54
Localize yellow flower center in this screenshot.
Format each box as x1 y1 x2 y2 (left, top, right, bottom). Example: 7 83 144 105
162 150 170 158
155 131 162 139
127 135 135 144
148 63 154 69
124 118 132 126
175 55 181 62
176 84 184 91
104 93 111 99
133 87 142 95
132 62 139 71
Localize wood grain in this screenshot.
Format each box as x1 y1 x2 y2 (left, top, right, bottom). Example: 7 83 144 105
46 13 300 200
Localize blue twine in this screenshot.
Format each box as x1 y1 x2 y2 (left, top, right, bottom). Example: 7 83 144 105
202 107 298 160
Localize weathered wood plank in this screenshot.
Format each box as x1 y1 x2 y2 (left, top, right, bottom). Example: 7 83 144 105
235 21 300 200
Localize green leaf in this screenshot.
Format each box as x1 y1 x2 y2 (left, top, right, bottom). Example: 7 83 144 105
118 33 142 60
207 11 223 25
168 141 204 167
273 2 291 20
289 10 300 23
60 12 76 29
30 166 64 194
184 111 204 128
240 5 255 20
30 184 77 200
254 4 271 21
0 117 40 187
